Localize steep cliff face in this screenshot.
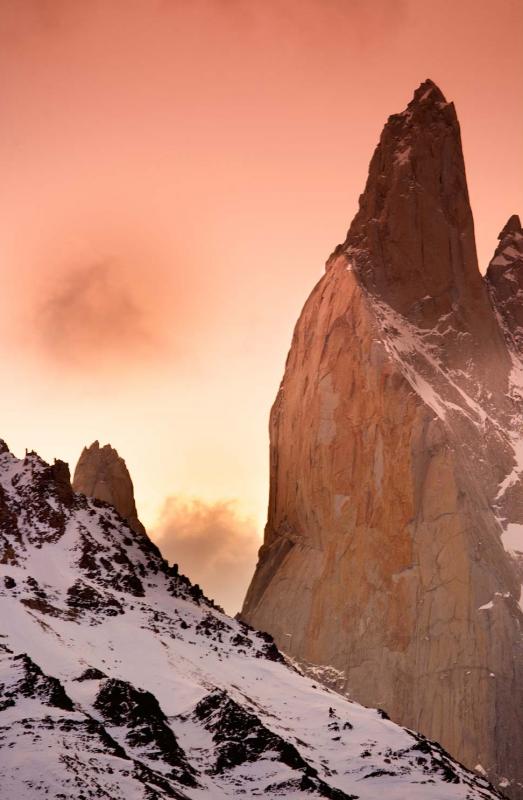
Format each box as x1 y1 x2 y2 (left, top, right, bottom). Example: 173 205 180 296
241 81 523 799
487 215 523 351
73 441 145 536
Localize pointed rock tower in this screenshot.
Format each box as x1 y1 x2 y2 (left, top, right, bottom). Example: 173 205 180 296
242 81 523 798
73 441 146 537
486 214 523 350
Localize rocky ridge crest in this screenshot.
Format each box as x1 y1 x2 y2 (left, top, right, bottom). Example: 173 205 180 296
0 441 502 799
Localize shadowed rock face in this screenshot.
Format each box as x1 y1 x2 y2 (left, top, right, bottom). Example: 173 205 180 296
73 441 146 536
486 215 523 350
241 81 523 799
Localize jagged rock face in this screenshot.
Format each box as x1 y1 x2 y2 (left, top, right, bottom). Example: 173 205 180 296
0 443 501 799
73 441 145 536
487 215 523 350
331 80 509 382
242 81 523 799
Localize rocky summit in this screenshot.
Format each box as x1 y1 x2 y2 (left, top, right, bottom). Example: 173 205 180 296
73 440 146 536
487 214 523 351
241 80 523 798
0 442 504 799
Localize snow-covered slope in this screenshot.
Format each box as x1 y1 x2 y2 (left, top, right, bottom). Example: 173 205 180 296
0 443 504 799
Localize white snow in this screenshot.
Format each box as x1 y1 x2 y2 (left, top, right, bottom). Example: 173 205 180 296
502 523 523 554
372 298 490 425
0 446 504 800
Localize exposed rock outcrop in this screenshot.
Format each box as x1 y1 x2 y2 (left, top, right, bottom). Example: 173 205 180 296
241 81 523 798
487 215 523 350
73 441 145 536
1 441 502 799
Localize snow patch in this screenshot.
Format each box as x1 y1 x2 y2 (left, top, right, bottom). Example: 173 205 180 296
502 523 523 556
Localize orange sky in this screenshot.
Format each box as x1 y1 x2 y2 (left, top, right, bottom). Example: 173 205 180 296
0 0 522 613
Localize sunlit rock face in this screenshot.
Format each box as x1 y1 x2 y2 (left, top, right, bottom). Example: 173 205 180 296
73 441 146 536
241 81 523 799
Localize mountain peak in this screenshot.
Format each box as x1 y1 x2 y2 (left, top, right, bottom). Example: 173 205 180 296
243 82 523 798
72 441 145 536
486 213 523 350
499 214 522 239
409 78 447 108
86 440 119 457
330 77 505 367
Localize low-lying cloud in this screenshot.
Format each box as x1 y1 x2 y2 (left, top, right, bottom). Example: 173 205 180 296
152 497 261 615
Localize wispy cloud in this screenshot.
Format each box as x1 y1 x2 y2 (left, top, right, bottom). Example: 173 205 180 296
152 496 261 615
34 259 161 369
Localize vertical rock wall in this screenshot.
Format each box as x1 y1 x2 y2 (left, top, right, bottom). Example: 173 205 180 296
241 82 523 798
73 441 146 537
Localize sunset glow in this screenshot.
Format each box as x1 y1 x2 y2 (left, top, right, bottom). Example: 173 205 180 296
1 0 522 612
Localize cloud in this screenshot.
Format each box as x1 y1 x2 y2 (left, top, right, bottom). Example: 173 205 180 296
0 0 86 45
34 259 161 370
152 496 261 615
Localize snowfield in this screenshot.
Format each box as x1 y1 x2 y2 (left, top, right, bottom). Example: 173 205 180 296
0 443 505 799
